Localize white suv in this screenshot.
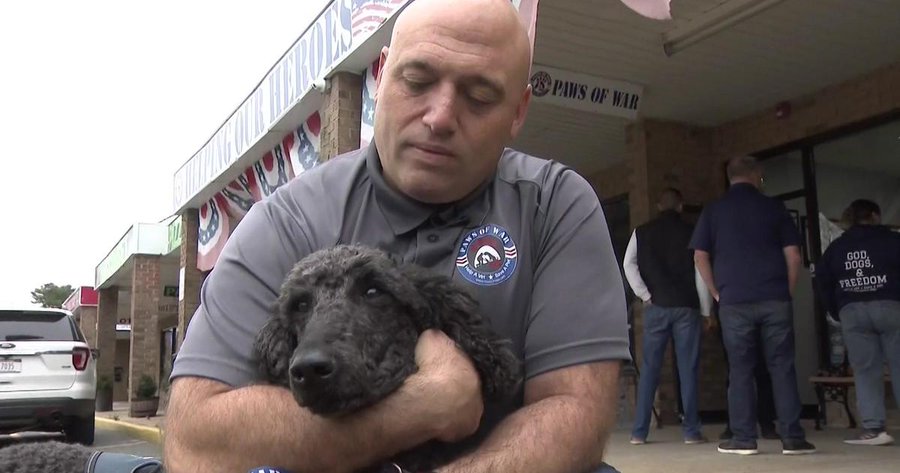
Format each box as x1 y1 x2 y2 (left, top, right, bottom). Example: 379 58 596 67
0 308 96 445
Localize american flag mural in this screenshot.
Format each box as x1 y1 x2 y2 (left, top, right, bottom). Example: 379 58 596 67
197 110 322 270
220 171 257 220
253 148 291 199
359 59 380 149
290 112 322 178
197 195 231 271
351 0 409 41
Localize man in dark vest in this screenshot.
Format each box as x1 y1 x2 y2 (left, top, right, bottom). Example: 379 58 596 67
624 188 712 445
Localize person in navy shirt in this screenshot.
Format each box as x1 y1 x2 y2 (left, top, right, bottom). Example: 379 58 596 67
690 156 816 456
817 199 900 446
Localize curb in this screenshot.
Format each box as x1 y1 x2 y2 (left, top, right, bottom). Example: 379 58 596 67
95 416 162 445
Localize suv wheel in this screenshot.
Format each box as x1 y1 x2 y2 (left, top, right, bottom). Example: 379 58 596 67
65 415 95 445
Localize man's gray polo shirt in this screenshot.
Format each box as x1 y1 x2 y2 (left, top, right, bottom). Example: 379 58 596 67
171 142 630 404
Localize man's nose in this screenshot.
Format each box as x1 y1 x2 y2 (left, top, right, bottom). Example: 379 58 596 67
422 84 459 136
289 348 337 385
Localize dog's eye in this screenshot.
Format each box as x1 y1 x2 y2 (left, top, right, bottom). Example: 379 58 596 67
364 287 381 298
289 293 313 313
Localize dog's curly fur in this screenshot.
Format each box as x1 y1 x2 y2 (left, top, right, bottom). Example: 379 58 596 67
253 244 523 472
0 440 94 473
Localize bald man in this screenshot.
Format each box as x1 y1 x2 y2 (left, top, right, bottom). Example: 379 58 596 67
164 1 630 472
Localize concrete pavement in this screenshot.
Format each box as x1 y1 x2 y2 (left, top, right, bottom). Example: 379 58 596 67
603 422 899 473
91 403 900 472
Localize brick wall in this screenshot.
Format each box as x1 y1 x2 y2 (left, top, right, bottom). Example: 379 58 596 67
96 288 118 388
713 61 900 160
177 208 202 351
129 255 161 401
78 307 98 348
320 72 363 161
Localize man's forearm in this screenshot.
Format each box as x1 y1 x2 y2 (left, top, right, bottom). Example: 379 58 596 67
164 378 432 473
694 253 718 300
784 246 802 296
438 366 618 473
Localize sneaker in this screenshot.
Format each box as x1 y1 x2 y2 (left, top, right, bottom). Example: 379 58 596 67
782 439 817 455
629 437 646 445
717 439 758 455
684 435 708 445
844 430 895 446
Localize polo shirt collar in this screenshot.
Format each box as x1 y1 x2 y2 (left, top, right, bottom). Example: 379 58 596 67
365 142 492 235
729 182 759 194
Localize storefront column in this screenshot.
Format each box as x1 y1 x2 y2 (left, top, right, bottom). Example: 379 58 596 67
96 287 118 391
79 306 99 348
129 255 161 404
320 71 363 161
177 208 202 351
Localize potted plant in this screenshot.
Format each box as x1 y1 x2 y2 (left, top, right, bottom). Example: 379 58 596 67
95 375 114 412
129 374 159 418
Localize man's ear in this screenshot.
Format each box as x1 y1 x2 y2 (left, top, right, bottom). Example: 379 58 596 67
400 265 523 400
509 84 532 140
374 46 389 102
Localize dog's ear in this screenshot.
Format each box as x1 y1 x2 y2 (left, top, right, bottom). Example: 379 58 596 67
401 266 523 401
253 313 296 387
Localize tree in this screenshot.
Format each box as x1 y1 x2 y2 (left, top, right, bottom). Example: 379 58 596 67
30 283 76 309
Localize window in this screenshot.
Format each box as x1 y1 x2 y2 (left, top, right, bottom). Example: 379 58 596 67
0 310 78 341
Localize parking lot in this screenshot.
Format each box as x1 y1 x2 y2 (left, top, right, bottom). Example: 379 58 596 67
0 425 162 459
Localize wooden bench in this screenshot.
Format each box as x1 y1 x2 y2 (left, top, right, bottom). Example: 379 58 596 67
808 374 892 430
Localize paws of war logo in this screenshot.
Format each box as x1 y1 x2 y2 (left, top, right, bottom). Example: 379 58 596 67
456 224 518 286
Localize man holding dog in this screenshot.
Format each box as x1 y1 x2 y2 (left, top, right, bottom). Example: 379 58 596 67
164 1 631 472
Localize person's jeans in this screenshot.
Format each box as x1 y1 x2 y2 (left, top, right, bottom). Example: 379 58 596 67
839 300 900 431
719 300 805 442
631 304 703 440
719 324 777 433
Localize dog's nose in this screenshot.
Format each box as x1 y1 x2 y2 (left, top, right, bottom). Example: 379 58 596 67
290 349 337 384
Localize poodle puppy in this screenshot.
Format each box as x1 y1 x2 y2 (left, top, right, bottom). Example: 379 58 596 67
0 440 163 473
253 244 522 472
0 440 92 473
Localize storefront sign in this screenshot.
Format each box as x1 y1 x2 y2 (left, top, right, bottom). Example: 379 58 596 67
528 64 644 120
63 286 98 312
96 229 135 287
172 0 355 211
167 218 182 253
159 301 178 315
116 318 131 331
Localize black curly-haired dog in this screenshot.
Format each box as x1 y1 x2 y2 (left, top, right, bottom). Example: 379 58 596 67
0 440 163 473
253 244 522 472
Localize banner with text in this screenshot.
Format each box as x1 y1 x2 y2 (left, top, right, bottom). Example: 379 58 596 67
174 0 357 212
528 64 644 120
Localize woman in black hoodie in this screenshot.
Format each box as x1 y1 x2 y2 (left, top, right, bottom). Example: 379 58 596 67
818 199 900 446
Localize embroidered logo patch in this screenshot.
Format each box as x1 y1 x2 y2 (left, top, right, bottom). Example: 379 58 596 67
456 224 518 286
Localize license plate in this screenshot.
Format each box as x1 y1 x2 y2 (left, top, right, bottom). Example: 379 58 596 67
0 359 22 373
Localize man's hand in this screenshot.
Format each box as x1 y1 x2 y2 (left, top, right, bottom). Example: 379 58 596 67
704 314 718 333
413 329 483 442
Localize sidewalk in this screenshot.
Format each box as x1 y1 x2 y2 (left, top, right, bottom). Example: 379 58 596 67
604 421 899 473
96 404 899 473
95 402 166 444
